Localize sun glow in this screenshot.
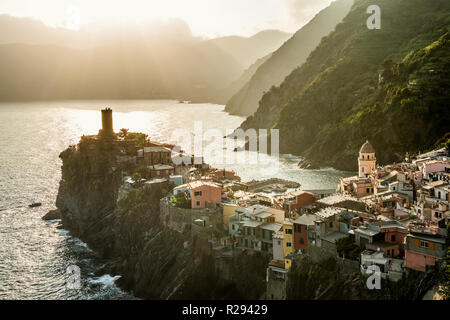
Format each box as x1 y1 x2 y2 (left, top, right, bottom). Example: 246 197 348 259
0 0 333 37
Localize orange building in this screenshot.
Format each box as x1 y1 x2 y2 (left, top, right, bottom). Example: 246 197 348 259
274 190 317 214
188 180 222 209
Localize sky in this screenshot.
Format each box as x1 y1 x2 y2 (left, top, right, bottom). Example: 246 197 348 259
0 0 334 38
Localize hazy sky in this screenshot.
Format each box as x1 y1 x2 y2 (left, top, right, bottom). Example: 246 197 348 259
0 0 334 37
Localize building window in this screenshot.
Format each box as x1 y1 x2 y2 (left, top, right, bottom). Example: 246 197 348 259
232 225 235 230
194 191 202 196
299 238 304 244
366 188 370 193
285 228 292 235
391 235 396 242
420 240 429 248
196 200 201 207
286 242 292 247
329 221 333 228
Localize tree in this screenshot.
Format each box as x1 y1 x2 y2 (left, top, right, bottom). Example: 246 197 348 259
336 236 361 260
132 172 144 188
118 128 129 139
125 132 149 148
135 165 149 179
174 192 191 209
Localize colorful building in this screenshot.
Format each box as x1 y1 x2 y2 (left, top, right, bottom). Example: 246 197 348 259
148 164 174 178
355 221 408 258
405 231 447 272
293 214 316 254
189 180 222 209
144 146 172 166
273 190 317 215
282 220 294 269
222 203 238 227
173 180 222 209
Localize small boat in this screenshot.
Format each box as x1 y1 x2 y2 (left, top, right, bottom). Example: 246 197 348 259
29 202 42 208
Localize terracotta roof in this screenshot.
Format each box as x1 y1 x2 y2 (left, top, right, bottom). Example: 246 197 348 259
188 180 221 190
360 140 375 154
144 146 171 153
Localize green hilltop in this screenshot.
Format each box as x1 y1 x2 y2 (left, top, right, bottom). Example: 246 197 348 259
240 0 450 170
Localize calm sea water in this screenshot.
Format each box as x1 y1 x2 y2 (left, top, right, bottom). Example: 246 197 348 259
0 100 352 299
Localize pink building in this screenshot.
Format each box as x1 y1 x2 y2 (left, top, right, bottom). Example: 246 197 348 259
422 160 450 180
188 180 222 209
431 201 449 223
405 231 447 272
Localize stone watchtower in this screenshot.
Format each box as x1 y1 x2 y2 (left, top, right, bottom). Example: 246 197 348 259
358 140 376 178
100 108 114 136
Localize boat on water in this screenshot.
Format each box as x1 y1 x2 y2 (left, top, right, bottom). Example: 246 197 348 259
29 202 42 208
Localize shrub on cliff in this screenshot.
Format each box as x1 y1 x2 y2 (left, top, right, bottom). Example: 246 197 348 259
117 187 163 251
286 255 353 299
124 132 149 148
336 236 362 261
173 193 191 209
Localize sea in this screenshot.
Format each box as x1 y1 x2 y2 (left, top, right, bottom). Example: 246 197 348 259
0 100 353 299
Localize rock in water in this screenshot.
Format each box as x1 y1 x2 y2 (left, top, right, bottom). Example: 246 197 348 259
42 209 61 220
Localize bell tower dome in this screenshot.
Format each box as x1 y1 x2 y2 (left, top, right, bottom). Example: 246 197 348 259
358 140 376 178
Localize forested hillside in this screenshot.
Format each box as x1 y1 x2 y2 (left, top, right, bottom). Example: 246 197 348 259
240 0 450 170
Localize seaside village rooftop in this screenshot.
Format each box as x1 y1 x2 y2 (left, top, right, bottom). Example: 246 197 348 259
96 109 448 299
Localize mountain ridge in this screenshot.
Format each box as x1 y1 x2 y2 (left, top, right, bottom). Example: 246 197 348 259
224 0 354 116
0 15 290 102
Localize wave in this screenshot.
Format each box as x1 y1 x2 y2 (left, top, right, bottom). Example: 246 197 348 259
89 274 121 288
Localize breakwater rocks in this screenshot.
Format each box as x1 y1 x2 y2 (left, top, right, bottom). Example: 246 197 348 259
245 178 300 193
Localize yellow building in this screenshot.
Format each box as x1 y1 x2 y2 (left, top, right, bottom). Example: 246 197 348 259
222 203 238 227
282 220 294 269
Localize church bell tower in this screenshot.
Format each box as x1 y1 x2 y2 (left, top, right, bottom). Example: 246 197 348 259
358 140 376 178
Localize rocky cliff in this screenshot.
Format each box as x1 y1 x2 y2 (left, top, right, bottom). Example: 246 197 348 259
55 136 269 299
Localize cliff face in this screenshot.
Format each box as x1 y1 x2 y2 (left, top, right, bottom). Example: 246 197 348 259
55 136 269 299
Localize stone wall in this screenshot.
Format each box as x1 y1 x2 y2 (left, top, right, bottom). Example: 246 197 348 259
308 245 359 275
336 257 360 277
160 197 223 236
308 245 336 263
266 276 286 300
